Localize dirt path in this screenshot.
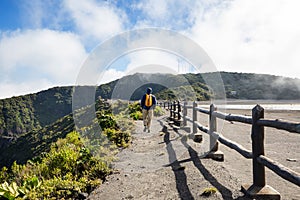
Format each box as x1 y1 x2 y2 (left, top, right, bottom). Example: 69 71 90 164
88 116 250 200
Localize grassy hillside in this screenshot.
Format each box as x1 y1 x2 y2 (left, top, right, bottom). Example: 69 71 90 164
1 72 300 138
218 72 300 99
0 71 299 199
0 98 134 168
0 114 74 169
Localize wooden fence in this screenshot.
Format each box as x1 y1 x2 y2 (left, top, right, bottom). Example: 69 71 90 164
159 101 300 199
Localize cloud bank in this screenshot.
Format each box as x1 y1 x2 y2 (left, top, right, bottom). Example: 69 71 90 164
0 0 300 98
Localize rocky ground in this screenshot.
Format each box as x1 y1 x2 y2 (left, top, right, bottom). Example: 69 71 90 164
88 110 300 200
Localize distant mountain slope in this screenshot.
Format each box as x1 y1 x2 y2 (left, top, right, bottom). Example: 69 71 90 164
1 72 300 139
218 72 300 99
0 86 73 137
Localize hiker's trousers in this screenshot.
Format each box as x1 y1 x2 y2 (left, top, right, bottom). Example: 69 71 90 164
142 109 153 128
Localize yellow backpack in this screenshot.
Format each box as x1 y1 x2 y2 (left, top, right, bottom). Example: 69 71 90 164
145 94 152 107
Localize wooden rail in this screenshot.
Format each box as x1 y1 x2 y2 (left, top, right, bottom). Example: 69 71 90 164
159 101 300 199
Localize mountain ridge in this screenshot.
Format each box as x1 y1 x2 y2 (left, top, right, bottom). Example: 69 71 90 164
1 71 300 138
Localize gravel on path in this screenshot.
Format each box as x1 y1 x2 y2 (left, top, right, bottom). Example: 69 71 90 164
88 116 251 200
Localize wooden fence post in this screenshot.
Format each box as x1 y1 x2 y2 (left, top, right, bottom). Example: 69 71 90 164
177 101 181 121
180 101 191 132
252 105 265 187
206 104 224 161
209 104 217 151
192 101 198 134
171 101 176 121
192 102 202 142
242 105 280 199
173 100 182 127
170 101 173 119
183 101 187 127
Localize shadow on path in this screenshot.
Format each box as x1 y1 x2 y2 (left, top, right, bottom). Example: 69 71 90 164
176 128 234 200
159 117 249 200
159 118 195 200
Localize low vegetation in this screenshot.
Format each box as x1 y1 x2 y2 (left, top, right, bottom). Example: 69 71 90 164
0 131 111 199
0 100 165 199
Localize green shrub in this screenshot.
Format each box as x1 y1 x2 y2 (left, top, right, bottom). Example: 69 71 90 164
127 101 144 120
0 167 9 183
103 128 131 148
130 111 143 120
0 176 41 200
0 181 20 199
96 112 117 129
154 106 165 116
0 100 136 199
128 102 142 114
0 131 112 199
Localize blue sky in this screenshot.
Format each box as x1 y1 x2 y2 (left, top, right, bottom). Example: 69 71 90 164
1 0 300 98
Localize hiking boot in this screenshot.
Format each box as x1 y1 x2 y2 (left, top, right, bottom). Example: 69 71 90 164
143 126 147 132
147 129 150 133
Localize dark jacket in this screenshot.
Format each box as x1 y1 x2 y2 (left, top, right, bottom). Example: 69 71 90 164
141 94 157 110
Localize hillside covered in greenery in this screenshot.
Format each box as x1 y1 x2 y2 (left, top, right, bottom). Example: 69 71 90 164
0 71 299 199
218 72 300 99
1 72 300 139
0 99 138 199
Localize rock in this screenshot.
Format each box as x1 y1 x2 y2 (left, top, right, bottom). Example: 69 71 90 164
78 192 88 199
286 158 297 162
125 194 134 199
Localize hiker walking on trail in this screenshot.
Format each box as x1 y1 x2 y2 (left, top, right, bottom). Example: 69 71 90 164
141 87 157 133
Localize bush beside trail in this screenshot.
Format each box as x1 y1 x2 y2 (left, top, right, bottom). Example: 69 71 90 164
0 100 143 199
0 131 111 199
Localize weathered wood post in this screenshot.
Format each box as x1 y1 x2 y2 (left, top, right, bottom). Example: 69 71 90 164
192 101 198 134
209 104 217 151
206 104 224 161
174 101 182 127
183 101 187 127
252 105 265 187
180 101 191 132
177 101 181 121
242 105 280 199
171 101 176 121
192 101 202 142
172 101 175 120
170 101 173 119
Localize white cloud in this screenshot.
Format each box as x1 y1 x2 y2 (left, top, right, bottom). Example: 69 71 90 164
189 0 300 78
98 68 125 84
63 0 127 43
136 0 168 20
2 0 300 99
0 79 53 99
0 29 87 82
133 0 198 29
125 50 180 74
0 29 87 98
